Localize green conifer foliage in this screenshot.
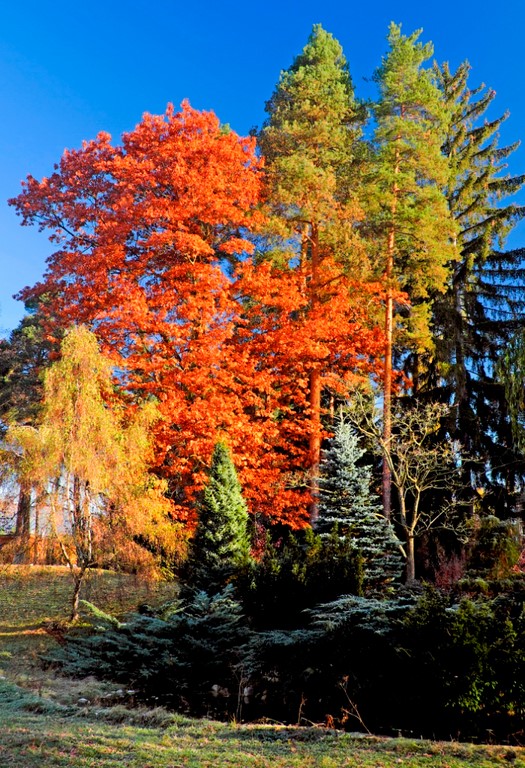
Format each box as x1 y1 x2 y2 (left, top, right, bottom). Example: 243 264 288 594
369 23 458 518
259 23 362 240
371 22 457 344
258 25 368 516
317 419 403 592
422 62 525 514
188 442 251 591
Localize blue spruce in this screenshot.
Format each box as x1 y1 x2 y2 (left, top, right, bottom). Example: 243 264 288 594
317 418 403 592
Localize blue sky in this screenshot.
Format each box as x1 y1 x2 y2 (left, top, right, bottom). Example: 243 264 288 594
1 0 525 336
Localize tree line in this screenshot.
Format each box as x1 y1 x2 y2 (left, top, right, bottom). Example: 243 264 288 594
2 21 525 588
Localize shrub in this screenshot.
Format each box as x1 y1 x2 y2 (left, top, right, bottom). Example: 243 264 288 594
52 586 250 718
238 527 363 629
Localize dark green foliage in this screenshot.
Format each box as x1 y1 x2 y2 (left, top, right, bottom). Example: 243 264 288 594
400 587 525 737
53 587 250 717
419 61 525 515
0 309 53 432
317 419 403 592
498 329 525 451
238 527 363 629
466 516 522 579
186 442 251 591
52 578 525 739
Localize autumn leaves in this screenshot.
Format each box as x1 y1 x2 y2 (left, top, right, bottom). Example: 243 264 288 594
9 26 460 528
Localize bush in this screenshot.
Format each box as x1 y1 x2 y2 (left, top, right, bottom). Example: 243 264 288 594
49 563 525 739
52 586 251 718
237 527 363 629
466 516 522 579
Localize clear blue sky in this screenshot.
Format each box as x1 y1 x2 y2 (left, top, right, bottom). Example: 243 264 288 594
1 0 525 336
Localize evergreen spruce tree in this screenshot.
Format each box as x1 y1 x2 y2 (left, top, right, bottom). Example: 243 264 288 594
317 418 403 592
369 23 458 518
188 442 251 591
421 61 525 515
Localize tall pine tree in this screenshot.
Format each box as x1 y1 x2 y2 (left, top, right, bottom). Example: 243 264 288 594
258 24 372 520
369 23 458 518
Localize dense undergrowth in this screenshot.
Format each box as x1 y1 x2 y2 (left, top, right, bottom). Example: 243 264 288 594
48 564 525 743
2 566 525 766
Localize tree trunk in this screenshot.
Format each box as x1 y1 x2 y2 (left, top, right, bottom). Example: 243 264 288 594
309 367 322 523
406 533 416 582
382 147 399 521
70 568 86 623
13 483 31 564
308 223 322 523
382 283 393 521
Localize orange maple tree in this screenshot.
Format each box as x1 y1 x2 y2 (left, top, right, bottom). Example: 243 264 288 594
11 101 385 529
234 254 386 526
11 103 268 518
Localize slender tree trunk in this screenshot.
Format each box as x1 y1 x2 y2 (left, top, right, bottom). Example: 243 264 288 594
33 499 40 564
309 367 322 523
308 223 322 523
412 353 420 396
406 533 416 582
382 147 399 521
382 278 393 521
70 568 86 623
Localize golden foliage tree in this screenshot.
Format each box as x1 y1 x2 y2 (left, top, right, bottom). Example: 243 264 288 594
8 325 181 620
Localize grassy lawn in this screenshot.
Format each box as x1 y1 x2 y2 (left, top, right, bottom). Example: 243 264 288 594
2 708 525 767
1 566 525 767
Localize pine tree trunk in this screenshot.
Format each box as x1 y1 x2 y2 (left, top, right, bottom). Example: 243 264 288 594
382 147 399 521
308 223 322 523
382 284 393 521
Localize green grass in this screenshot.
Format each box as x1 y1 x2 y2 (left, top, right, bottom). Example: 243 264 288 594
2 706 525 767
1 566 525 767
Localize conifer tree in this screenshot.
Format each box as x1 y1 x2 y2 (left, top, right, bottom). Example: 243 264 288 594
422 62 525 514
369 23 458 518
258 24 373 518
317 418 403 592
188 442 251 591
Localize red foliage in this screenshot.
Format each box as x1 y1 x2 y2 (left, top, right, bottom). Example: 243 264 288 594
12 103 264 519
11 102 385 528
234 256 385 525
